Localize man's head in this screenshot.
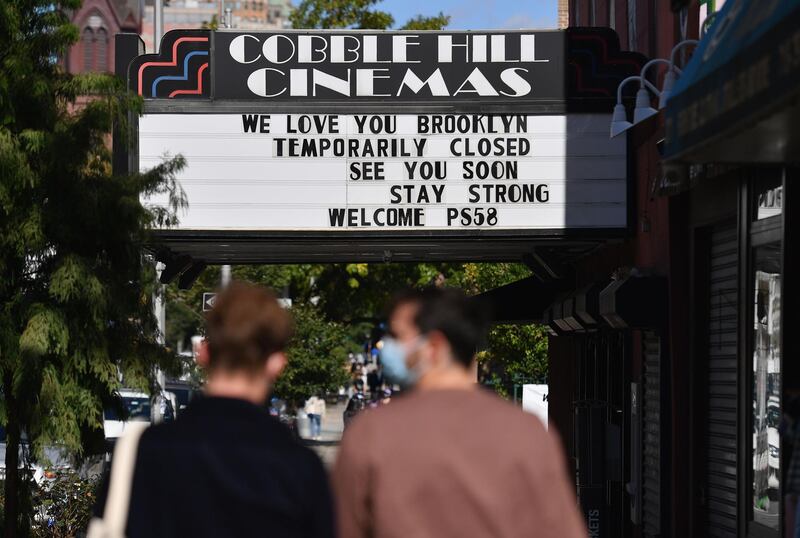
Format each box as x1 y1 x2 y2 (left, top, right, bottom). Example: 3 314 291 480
384 288 488 387
199 282 294 403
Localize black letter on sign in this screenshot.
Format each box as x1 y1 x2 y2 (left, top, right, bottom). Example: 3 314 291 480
350 162 362 180
242 114 259 133
328 208 346 227
468 185 480 203
447 208 458 226
390 185 402 204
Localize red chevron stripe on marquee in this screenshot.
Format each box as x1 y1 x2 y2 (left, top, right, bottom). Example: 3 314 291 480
137 36 209 96
168 63 209 98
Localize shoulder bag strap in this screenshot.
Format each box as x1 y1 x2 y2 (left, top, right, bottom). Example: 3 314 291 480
102 421 149 535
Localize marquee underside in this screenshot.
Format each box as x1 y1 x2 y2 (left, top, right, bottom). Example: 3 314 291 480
150 232 606 264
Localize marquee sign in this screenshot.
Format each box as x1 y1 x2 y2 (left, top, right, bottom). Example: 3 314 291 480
120 28 644 262
140 113 625 232
131 29 564 103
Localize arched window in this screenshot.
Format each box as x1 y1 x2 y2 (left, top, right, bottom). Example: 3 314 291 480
95 28 108 71
82 27 95 72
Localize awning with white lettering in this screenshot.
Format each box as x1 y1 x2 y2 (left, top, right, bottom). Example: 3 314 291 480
663 0 800 163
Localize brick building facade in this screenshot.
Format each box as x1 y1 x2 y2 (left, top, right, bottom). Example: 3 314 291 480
66 0 141 74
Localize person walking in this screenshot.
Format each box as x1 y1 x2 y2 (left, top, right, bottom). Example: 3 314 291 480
333 288 586 538
305 394 326 440
366 363 381 400
92 282 335 538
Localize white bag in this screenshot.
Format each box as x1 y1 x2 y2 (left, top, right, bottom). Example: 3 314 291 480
86 422 148 538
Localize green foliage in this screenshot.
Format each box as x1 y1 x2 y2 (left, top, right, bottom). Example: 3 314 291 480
167 262 452 348
31 472 100 537
166 260 547 402
0 473 38 537
312 263 458 321
164 264 317 351
479 324 549 397
309 261 549 398
400 12 450 30
451 263 549 397
201 14 219 30
166 268 354 409
455 262 531 295
290 0 449 30
290 0 394 29
1 0 185 530
1 471 100 537
273 304 354 408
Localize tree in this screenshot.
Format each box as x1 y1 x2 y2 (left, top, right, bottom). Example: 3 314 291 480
201 14 219 30
454 263 549 396
167 260 548 400
273 304 354 409
165 268 355 411
477 324 549 397
0 0 184 533
311 263 460 321
400 13 449 30
290 0 450 30
164 264 318 351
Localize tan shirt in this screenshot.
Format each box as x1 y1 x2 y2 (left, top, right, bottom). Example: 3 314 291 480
333 388 586 538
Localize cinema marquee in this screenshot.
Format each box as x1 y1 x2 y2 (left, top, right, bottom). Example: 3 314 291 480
115 28 644 263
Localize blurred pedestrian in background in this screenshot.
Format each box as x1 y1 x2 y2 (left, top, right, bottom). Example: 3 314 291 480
305 394 326 440
351 367 366 397
91 282 334 538
366 363 381 400
343 392 366 430
333 288 586 538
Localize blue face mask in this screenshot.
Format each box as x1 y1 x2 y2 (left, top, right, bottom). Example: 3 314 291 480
380 337 424 388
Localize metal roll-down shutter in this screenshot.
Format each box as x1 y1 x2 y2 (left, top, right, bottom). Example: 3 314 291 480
642 331 663 537
704 222 739 537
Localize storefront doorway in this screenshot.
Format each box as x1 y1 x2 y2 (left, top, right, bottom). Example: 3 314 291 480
690 168 790 538
749 173 783 535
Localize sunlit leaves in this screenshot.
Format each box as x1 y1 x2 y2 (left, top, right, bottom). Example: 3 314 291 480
451 263 548 396
291 0 394 29
274 304 354 408
400 12 450 30
19 305 69 358
290 0 449 31
49 255 106 309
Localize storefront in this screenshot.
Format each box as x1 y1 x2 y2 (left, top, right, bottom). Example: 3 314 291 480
664 1 800 536
545 272 670 538
540 2 800 536
679 166 791 537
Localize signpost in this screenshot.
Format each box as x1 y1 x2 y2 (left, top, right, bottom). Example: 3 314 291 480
521 384 549 428
202 292 217 311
